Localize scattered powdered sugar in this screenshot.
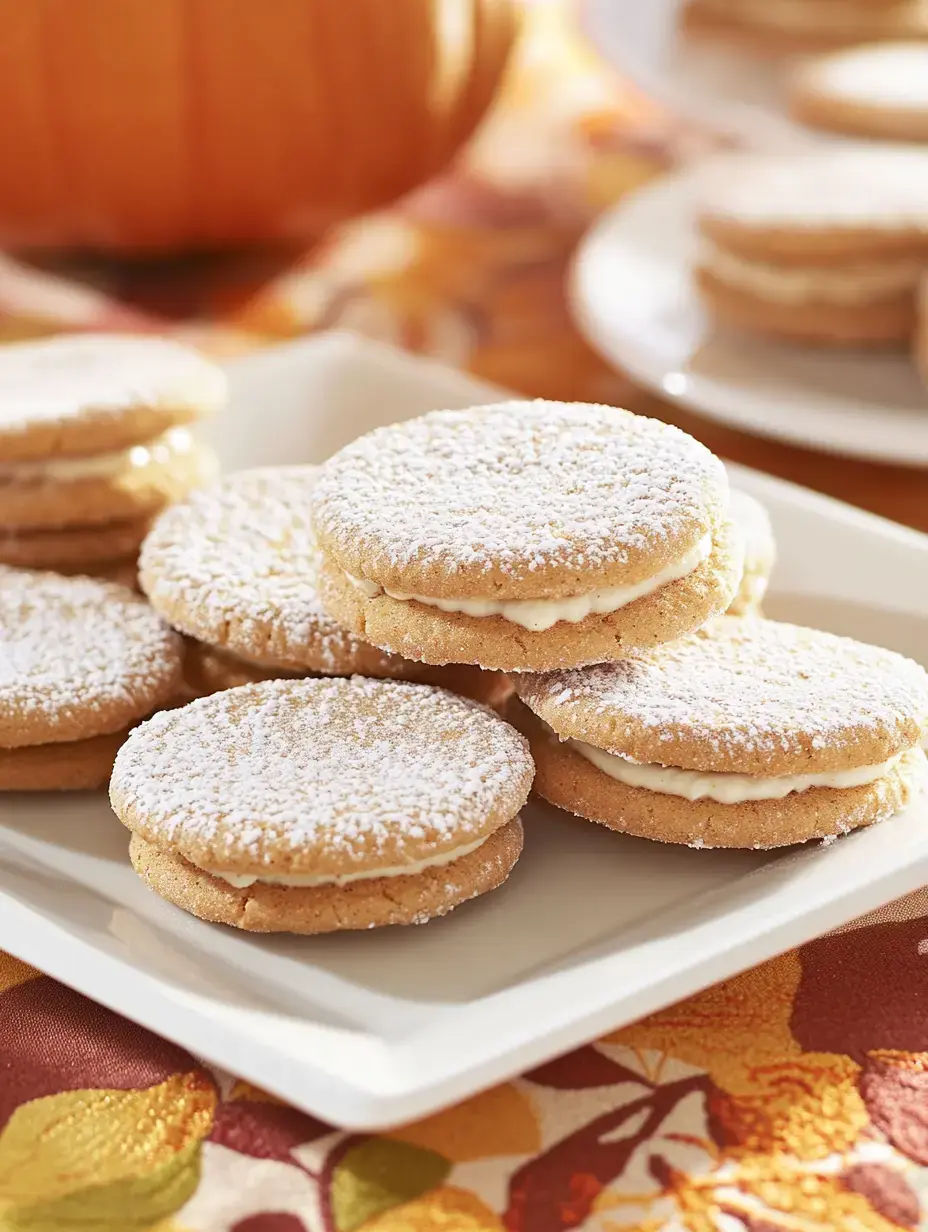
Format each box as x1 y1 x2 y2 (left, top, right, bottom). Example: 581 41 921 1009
0 568 181 745
516 617 928 773
700 148 928 230
140 466 375 671
111 677 534 870
0 334 226 437
311 402 726 591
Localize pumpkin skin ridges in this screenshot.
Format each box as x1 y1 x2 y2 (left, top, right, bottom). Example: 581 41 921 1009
0 0 518 253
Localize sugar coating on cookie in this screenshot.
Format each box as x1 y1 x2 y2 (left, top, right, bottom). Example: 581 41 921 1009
699 149 928 245
792 41 928 109
312 401 729 599
0 334 226 462
141 465 421 675
514 617 928 777
0 569 182 748
110 676 534 876
311 402 741 670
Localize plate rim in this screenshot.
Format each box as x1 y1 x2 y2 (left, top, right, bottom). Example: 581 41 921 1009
569 164 928 468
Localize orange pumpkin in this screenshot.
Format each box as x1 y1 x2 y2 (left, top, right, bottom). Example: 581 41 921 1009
0 0 519 253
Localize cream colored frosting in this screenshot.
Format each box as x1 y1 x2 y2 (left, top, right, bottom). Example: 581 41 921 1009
703 244 924 306
200 833 490 889
569 739 907 804
0 426 197 483
347 532 713 633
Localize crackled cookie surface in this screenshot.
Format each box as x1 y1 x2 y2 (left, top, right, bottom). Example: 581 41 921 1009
313 401 740 672
111 676 533 932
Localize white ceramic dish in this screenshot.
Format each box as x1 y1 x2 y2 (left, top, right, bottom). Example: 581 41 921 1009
1 332 927 1131
571 159 928 467
579 0 822 149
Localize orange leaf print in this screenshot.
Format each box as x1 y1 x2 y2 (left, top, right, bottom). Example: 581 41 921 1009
711 1051 867 1161
609 952 803 1097
0 952 39 993
388 1084 540 1162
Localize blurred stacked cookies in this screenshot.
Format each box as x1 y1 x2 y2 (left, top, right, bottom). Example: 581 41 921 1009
0 334 223 586
682 0 928 57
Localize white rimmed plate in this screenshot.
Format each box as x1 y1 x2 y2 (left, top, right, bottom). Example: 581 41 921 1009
0 332 927 1130
570 160 928 467
579 0 825 149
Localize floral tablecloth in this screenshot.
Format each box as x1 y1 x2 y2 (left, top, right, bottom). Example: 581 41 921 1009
2 5 927 1229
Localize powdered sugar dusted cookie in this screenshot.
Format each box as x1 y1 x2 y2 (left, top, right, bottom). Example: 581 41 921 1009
696 149 928 346
140 465 509 697
0 568 182 787
510 616 928 848
111 677 533 933
727 490 776 616
790 42 928 141
312 402 741 673
0 334 225 462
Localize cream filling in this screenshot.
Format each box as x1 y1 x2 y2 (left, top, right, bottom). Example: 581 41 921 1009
0 426 196 483
347 532 713 633
199 834 489 889
703 244 924 307
569 739 905 804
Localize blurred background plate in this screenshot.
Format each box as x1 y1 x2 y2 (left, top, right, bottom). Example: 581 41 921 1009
579 0 820 149
570 158 928 467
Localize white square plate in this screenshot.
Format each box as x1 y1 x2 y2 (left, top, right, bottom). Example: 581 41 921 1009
1 332 927 1130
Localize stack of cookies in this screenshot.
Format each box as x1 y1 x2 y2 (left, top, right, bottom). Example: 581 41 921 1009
0 334 224 586
682 0 928 56
0 568 183 791
788 42 928 143
102 397 927 936
694 148 928 349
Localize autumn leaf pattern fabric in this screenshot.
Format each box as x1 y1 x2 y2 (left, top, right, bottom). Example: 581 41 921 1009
0 4 927 1229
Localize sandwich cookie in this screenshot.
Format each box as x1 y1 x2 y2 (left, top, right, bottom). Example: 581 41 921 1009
510 616 928 849
727 490 776 617
0 569 182 790
696 149 928 346
111 677 534 933
312 401 741 673
141 466 512 709
0 334 222 577
789 43 928 142
682 0 928 57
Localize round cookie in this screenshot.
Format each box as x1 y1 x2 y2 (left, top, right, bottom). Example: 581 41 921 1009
110 677 534 933
696 149 928 346
312 402 741 673
0 568 182 750
727 489 776 617
790 43 928 142
0 516 151 571
141 465 437 676
0 334 226 462
682 0 928 57
511 616 928 848
0 728 130 792
0 427 218 530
